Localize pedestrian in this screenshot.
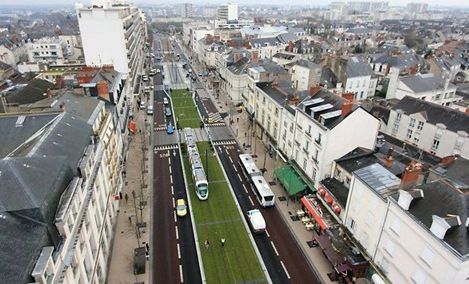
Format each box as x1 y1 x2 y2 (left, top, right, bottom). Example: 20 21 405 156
220 238 226 247
145 251 149 261
204 239 210 249
145 243 150 252
128 216 132 224
125 193 129 204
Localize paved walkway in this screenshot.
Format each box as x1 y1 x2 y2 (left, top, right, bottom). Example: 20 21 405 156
107 84 152 284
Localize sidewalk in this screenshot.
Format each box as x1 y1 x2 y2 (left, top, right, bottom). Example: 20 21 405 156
207 81 337 284
107 91 151 283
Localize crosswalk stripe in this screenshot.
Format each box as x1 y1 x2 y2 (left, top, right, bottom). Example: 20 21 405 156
154 144 178 151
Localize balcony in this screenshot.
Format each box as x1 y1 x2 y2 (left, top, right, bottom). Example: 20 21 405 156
302 147 309 154
305 130 311 137
314 138 322 146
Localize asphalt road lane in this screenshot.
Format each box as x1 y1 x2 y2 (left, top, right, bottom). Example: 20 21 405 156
152 152 179 284
217 145 321 284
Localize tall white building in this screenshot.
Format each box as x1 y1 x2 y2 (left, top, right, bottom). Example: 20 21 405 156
76 0 145 85
217 3 238 22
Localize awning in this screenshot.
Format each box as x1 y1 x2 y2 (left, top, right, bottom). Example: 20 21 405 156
301 196 328 230
274 165 307 196
313 230 351 274
289 161 316 193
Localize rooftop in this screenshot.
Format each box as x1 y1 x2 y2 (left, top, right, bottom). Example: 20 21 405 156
354 163 401 197
393 96 469 134
321 177 350 208
399 73 456 93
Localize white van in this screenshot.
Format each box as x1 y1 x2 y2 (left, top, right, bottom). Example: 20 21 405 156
247 209 266 234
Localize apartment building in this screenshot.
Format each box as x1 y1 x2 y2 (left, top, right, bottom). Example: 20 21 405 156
289 59 321 91
385 96 469 159
386 73 461 107
27 37 66 64
327 56 377 100
292 89 380 188
76 0 145 87
0 92 124 283
249 37 288 60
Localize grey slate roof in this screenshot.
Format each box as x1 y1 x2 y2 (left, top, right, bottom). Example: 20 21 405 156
250 37 281 47
336 147 379 174
256 80 309 114
0 112 60 158
400 74 455 93
373 53 419 69
321 177 350 208
396 180 469 257
293 59 320 70
346 57 374 78
393 96 469 134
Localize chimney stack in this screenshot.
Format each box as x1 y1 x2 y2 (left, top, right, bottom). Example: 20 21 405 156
252 50 259 63
440 155 457 167
400 160 422 189
47 88 52 98
233 52 241 63
430 215 461 239
309 85 321 96
342 92 355 102
341 100 353 117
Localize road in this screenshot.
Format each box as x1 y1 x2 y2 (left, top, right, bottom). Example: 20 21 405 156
172 38 321 284
150 32 201 284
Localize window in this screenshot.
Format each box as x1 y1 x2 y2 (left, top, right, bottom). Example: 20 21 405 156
303 158 307 169
345 177 351 186
390 218 401 236
350 219 356 231
396 112 402 122
409 118 416 128
411 269 427 284
455 135 465 150
417 121 424 131
420 246 435 267
406 129 413 139
380 257 389 274
384 239 395 257
432 139 440 150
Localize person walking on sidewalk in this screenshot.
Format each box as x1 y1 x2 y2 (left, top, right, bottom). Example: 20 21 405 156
204 239 210 249
220 238 226 247
124 193 129 204
128 216 132 224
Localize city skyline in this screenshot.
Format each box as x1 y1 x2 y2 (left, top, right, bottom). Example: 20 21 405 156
1 0 469 8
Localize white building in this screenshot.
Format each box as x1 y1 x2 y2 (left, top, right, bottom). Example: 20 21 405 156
386 73 461 107
217 3 238 22
292 89 380 187
180 3 193 18
248 37 288 60
27 37 66 64
0 92 124 284
289 60 321 91
385 96 469 159
76 0 145 86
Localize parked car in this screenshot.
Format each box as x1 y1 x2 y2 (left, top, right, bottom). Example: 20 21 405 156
140 101 146 109
247 209 266 234
175 198 187 217
163 97 169 105
142 75 149 82
147 105 153 115
167 122 174 134
165 107 172 117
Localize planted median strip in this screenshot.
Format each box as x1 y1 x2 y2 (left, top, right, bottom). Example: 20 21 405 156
171 89 201 129
182 141 267 284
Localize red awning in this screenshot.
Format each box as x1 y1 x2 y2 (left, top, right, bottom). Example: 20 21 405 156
301 196 328 230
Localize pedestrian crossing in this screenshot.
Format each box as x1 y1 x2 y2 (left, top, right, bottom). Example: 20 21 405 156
206 112 223 124
206 122 225 127
155 126 167 131
211 140 237 146
154 144 179 151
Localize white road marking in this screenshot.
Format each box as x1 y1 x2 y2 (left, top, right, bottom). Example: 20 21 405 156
266 229 270 238
168 158 171 166
179 265 184 283
177 243 181 259
248 196 255 206
228 156 233 163
242 184 249 194
170 175 173 184
169 166 172 174
270 241 279 256
234 167 238 173
172 198 175 208
171 185 174 195
237 173 242 181
175 226 179 240
280 261 291 279
174 211 177 222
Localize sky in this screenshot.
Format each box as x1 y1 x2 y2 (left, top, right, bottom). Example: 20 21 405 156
1 0 468 7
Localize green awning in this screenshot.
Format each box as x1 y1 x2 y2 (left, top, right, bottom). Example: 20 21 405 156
274 165 308 196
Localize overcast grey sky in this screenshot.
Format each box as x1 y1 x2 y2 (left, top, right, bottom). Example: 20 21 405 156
1 0 468 7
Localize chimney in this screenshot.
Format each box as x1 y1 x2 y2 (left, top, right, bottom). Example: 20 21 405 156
440 155 457 167
96 80 110 101
252 50 259 63
341 100 353 117
47 88 52 98
234 52 241 63
430 215 461 239
342 92 354 102
400 161 422 189
397 189 424 210
309 85 321 96
288 41 294 52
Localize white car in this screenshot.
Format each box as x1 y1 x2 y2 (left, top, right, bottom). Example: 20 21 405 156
156 69 161 73
140 101 146 109
142 75 149 82
147 105 153 115
176 199 187 217
247 209 266 234
163 97 169 105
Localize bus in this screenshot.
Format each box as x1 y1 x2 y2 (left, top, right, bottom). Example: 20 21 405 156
239 154 275 207
184 128 208 200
